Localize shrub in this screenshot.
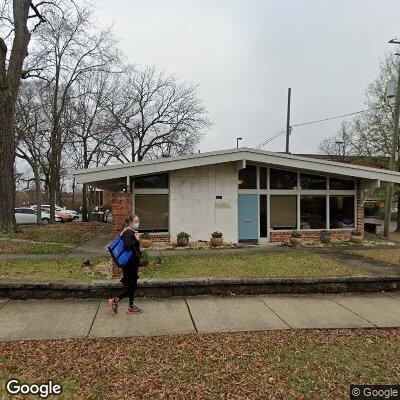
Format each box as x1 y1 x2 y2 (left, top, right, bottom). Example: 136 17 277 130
211 231 223 238
291 230 302 238
351 229 362 236
320 230 331 237
140 232 152 240
177 232 190 239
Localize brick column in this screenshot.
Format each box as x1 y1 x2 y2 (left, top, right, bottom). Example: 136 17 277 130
356 180 364 235
111 192 133 279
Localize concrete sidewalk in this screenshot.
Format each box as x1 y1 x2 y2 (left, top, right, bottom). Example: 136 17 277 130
1 292 400 341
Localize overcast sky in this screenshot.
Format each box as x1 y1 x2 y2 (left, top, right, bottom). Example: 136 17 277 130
95 0 400 154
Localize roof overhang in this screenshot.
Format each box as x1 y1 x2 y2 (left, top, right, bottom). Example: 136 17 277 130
72 148 400 190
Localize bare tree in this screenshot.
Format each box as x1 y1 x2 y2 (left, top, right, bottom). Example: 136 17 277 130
15 81 50 223
319 53 400 230
0 0 48 232
105 66 211 163
29 2 118 221
319 121 357 159
67 71 115 220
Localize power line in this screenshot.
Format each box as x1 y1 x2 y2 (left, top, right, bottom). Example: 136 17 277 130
255 129 285 149
255 106 383 149
292 107 382 127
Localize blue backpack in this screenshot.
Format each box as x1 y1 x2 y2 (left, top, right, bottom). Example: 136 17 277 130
108 235 133 269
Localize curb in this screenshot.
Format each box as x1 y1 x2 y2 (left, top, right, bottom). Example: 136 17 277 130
1 275 400 299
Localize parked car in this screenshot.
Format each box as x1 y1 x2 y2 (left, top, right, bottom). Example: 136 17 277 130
15 208 61 225
30 205 79 222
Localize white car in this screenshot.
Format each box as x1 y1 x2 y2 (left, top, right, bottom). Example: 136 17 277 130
15 208 61 225
31 205 79 220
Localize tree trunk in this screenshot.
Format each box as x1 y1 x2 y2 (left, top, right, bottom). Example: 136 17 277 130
82 183 88 222
0 96 17 232
33 165 42 225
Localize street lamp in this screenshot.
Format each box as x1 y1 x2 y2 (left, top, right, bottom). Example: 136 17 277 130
236 137 242 148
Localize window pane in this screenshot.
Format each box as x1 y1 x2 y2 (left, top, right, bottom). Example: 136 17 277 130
270 168 297 190
329 177 355 190
300 196 326 229
300 173 326 190
329 196 355 229
134 194 169 232
270 195 297 230
238 165 257 189
259 167 267 189
134 173 169 189
259 195 268 237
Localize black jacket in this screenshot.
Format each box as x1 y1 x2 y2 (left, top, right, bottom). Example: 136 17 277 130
120 228 141 286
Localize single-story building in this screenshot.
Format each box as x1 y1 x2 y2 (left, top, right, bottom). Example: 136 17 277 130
72 147 400 243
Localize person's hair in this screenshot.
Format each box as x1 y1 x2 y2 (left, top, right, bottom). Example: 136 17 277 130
124 214 138 227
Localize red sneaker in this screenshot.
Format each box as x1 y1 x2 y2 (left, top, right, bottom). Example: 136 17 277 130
108 298 118 314
127 305 143 315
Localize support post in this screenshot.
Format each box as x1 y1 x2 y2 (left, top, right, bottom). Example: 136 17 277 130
285 87 291 153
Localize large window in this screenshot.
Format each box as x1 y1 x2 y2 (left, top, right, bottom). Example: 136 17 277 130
134 173 169 189
329 196 355 229
238 165 257 189
270 195 297 230
300 173 326 190
300 196 326 229
329 177 355 190
270 168 297 190
134 194 168 232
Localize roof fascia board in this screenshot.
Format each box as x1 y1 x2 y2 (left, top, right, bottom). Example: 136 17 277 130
74 153 245 184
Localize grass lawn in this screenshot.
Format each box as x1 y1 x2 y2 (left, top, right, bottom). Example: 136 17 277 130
0 240 73 255
0 222 105 246
350 248 400 267
141 251 365 278
0 329 399 399
0 258 107 282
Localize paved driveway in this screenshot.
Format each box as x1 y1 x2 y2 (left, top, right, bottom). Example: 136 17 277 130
1 292 400 341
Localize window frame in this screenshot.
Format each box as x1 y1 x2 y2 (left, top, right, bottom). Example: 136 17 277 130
238 166 357 235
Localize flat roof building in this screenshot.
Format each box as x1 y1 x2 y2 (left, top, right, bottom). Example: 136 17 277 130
72 148 400 243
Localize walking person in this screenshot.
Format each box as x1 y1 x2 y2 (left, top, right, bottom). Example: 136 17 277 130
108 214 143 315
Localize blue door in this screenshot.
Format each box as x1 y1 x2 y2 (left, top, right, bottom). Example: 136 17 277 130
238 194 258 241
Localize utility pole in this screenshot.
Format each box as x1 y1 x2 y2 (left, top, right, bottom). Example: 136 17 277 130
384 39 400 238
285 87 291 153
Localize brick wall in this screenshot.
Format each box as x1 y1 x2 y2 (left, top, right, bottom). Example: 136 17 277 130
270 230 352 243
111 192 133 279
111 192 133 237
356 180 364 235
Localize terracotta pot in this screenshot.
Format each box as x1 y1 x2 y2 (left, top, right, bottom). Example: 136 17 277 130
211 237 223 246
320 235 332 244
140 238 153 248
351 235 363 243
290 237 302 245
177 237 189 247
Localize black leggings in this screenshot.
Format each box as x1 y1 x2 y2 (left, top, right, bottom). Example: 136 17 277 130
117 280 138 308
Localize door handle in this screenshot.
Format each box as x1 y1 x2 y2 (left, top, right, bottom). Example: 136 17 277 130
244 219 252 222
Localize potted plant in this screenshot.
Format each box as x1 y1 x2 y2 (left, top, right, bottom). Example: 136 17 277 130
140 232 153 248
140 250 150 267
290 230 302 245
350 229 363 243
177 231 190 247
320 230 332 244
211 231 223 246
